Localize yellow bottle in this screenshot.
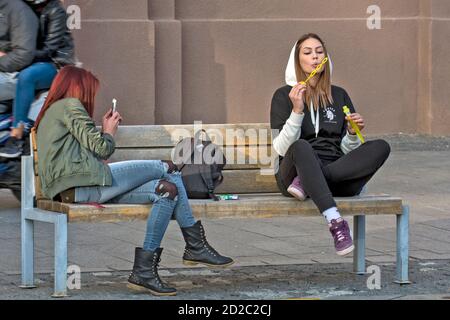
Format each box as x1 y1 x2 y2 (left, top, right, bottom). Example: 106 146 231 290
342 106 365 143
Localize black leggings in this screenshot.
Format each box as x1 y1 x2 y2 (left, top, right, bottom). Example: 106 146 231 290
276 139 391 213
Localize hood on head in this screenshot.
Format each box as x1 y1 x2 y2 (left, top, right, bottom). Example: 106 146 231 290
285 40 333 86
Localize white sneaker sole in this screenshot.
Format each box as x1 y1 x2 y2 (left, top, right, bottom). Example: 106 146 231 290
336 244 355 256
287 186 307 201
0 151 22 158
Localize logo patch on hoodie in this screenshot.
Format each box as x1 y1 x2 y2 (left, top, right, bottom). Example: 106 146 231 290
323 106 337 124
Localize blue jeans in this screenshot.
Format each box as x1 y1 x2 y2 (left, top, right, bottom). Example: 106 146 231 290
74 160 196 251
12 62 57 128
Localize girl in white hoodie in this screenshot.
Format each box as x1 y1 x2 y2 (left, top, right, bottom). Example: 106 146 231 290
270 33 390 256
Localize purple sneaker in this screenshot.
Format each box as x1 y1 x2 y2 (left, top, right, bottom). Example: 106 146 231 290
287 176 307 201
329 218 354 256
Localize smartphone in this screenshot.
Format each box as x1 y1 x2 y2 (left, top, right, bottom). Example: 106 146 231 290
112 98 117 113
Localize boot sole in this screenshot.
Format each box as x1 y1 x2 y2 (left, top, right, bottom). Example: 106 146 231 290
183 259 235 268
127 282 177 296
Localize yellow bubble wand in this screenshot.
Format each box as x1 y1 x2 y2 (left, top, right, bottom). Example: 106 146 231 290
299 57 329 85
343 105 365 143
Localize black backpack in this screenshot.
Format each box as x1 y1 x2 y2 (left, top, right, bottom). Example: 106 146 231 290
173 129 226 200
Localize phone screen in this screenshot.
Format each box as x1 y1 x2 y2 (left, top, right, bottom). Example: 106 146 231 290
112 98 117 113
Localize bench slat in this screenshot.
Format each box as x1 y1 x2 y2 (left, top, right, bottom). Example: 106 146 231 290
34 175 46 200
114 123 272 148
33 169 279 201
32 169 278 203
37 195 403 223
216 170 278 193
110 146 275 169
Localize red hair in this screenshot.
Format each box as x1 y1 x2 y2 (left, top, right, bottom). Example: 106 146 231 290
34 66 100 130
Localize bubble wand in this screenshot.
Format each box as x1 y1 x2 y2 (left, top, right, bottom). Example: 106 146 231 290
299 57 329 85
342 105 365 143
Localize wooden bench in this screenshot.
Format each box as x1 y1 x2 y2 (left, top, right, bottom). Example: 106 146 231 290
20 123 410 297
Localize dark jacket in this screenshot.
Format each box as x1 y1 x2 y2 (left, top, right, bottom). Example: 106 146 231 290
270 85 357 161
33 0 75 66
37 98 115 199
0 0 38 72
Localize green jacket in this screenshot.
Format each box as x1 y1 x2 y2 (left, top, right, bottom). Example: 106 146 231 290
37 98 115 199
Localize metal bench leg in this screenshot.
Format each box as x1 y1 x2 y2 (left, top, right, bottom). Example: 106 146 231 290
20 217 36 288
20 156 36 289
353 215 366 275
395 205 411 284
52 214 68 298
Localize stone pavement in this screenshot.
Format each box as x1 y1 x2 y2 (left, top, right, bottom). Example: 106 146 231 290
0 134 449 299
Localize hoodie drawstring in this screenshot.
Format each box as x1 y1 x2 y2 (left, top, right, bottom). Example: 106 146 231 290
309 100 320 138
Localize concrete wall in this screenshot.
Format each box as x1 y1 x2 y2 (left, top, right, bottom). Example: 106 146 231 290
62 0 450 135
63 0 156 124
428 0 450 135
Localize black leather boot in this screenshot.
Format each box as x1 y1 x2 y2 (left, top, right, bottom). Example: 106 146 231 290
181 220 234 268
127 247 177 296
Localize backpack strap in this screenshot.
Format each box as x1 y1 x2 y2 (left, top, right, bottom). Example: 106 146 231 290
176 137 195 172
198 164 220 201
214 172 224 188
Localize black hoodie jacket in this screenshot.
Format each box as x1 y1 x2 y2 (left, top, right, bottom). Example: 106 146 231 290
270 84 357 161
31 0 75 66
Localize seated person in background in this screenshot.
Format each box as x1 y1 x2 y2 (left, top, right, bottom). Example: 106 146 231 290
0 0 38 106
0 0 75 158
35 66 234 297
270 33 390 256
